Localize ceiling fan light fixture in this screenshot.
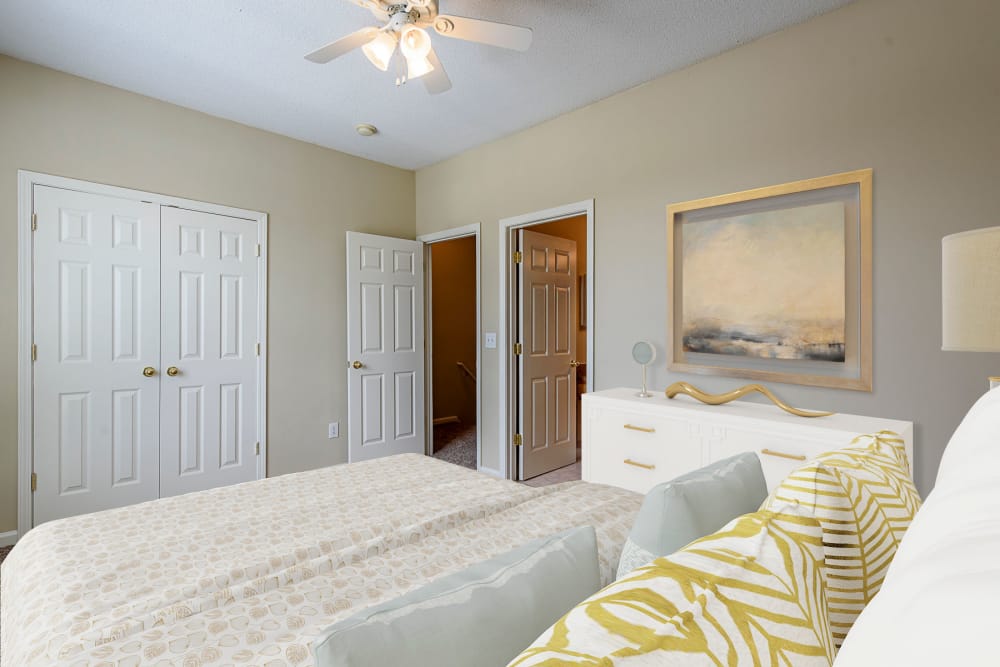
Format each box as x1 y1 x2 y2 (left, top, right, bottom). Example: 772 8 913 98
362 31 397 72
304 2 532 95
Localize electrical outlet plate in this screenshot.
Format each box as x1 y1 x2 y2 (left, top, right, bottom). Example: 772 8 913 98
328 422 339 439
485 332 497 349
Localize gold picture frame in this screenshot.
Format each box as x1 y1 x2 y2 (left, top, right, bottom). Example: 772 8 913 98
667 169 873 391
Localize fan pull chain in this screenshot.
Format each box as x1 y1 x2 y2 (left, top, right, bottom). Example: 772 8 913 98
394 52 407 87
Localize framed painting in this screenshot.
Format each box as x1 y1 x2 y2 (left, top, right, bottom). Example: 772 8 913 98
667 169 872 391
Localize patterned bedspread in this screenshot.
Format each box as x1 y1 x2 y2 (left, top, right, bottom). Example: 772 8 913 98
0 455 641 666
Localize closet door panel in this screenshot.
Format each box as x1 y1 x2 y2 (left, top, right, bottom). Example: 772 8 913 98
32 186 161 526
159 207 259 497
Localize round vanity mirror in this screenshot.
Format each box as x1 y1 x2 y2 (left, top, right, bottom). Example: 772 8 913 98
631 341 657 397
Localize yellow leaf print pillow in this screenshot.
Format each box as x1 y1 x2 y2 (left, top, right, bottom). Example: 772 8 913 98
762 431 921 646
508 506 835 666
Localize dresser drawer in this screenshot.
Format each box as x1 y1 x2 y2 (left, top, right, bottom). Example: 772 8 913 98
585 409 703 494
703 430 844 491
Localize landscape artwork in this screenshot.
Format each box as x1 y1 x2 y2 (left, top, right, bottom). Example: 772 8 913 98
681 201 846 363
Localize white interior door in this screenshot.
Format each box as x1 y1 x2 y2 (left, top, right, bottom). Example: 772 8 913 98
159 207 260 497
346 232 425 462
32 185 161 525
518 229 578 479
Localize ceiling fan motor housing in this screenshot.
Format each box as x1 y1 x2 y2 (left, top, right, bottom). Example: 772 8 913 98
386 8 417 31
383 1 436 30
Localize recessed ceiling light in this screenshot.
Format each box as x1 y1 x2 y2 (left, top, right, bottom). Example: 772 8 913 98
355 123 378 137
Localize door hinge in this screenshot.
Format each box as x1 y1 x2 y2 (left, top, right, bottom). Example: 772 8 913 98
513 250 522 264
513 342 523 356
31 472 37 492
513 433 523 447
31 344 37 362
255 442 261 456
256 342 261 356
256 243 261 257
31 213 37 231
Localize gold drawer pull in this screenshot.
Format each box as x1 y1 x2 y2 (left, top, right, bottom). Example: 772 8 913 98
761 448 807 462
624 458 656 470
623 424 656 433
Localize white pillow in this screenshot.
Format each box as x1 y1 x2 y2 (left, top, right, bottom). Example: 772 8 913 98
835 389 1000 666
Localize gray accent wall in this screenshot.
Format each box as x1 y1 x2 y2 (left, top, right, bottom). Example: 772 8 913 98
415 0 1000 495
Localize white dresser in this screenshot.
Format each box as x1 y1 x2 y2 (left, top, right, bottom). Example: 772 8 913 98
582 388 914 494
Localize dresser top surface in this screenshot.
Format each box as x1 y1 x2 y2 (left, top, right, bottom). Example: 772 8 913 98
584 387 913 433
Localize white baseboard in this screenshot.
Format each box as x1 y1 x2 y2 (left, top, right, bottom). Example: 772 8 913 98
432 416 460 426
0 530 17 547
477 466 503 479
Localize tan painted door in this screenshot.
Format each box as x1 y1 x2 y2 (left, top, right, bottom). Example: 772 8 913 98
32 186 161 525
346 232 425 462
518 229 578 479
159 206 260 497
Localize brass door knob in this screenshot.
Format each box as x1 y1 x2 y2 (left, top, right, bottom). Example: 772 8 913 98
143 366 156 377
166 366 180 377
351 361 364 369
569 360 581 368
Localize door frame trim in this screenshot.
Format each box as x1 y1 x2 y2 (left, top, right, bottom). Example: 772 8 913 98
16 170 269 540
417 224 484 473
497 200 595 481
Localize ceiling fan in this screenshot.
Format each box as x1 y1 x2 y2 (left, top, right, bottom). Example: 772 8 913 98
304 0 533 94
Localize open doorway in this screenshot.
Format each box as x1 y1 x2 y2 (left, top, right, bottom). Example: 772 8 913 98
498 200 595 485
420 225 481 470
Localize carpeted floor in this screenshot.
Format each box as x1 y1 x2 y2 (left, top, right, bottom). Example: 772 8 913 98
431 423 583 487
0 545 10 565
432 421 477 469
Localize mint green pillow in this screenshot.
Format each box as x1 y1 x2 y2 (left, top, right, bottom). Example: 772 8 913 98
311 526 601 667
616 452 767 579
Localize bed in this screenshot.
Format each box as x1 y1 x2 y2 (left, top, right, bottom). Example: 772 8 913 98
0 455 641 666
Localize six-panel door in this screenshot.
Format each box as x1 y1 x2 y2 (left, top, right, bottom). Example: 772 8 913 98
32 186 162 525
159 207 260 497
518 229 578 480
346 232 425 462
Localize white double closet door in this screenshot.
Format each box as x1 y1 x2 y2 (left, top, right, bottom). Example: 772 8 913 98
32 185 261 526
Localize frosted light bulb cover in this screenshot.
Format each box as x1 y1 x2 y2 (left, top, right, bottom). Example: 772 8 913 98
399 26 432 59
362 31 397 71
406 54 434 79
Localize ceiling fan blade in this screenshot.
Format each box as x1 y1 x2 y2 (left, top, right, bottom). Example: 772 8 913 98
305 27 378 64
343 0 391 21
433 15 533 52
423 48 452 95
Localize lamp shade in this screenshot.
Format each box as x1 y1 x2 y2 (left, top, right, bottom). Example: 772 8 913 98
942 226 1000 351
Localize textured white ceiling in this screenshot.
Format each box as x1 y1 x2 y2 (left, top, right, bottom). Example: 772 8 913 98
0 0 852 169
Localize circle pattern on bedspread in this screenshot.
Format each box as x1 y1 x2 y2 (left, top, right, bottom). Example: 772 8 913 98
0 455 640 667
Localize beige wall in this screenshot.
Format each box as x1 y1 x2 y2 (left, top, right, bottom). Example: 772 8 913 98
430 236 477 429
0 56 415 533
532 215 588 365
416 0 1000 493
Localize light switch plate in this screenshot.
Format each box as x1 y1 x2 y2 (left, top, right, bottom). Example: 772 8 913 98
485 332 497 349
328 422 339 439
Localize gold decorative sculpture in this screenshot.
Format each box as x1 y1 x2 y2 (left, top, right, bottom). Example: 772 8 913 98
664 381 834 418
